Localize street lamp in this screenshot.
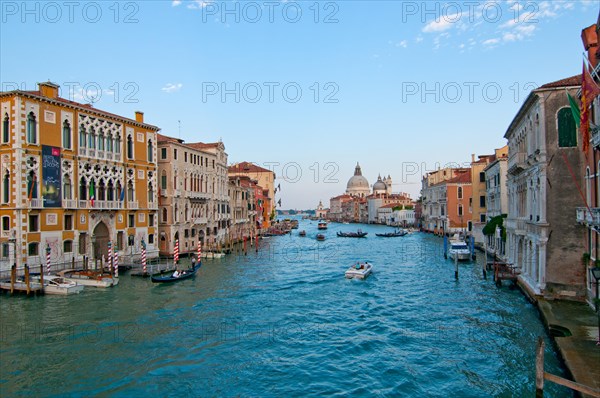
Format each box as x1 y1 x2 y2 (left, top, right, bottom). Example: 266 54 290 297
591 267 600 346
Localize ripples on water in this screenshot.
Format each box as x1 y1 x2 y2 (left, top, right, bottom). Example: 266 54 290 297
0 221 572 397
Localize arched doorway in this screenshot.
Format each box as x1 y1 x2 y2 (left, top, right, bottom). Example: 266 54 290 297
92 222 110 261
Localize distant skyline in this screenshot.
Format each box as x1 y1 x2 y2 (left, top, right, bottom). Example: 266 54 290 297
1 0 596 208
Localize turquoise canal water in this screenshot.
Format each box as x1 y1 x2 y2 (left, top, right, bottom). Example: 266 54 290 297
1 220 571 397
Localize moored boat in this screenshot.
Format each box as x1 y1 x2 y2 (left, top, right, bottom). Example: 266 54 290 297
31 275 84 295
151 261 201 283
345 262 373 279
376 229 407 237
57 269 118 288
316 234 326 241
299 230 306 237
448 239 471 261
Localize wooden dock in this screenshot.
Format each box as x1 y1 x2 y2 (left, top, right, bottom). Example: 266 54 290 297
130 262 176 277
0 265 45 296
492 262 521 286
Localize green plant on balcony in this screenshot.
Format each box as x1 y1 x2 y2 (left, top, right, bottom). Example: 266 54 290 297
582 252 591 267
482 214 507 241
594 258 600 268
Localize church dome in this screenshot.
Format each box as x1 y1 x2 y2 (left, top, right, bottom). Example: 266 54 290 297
373 175 387 192
346 163 370 197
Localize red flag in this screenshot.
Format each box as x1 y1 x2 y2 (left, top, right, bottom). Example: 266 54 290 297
581 61 600 152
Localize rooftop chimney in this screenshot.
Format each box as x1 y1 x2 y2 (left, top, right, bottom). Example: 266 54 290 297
135 111 144 123
582 24 598 69
38 81 59 99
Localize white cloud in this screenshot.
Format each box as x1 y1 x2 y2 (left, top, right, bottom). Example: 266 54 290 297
422 14 460 33
395 40 408 48
162 83 183 93
415 36 423 43
483 38 500 46
187 0 213 9
172 0 182 6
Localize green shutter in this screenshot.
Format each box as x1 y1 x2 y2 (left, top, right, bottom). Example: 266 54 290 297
558 107 577 147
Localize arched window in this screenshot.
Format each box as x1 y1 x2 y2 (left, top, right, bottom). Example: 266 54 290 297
98 129 105 151
2 171 9 203
26 171 37 199
127 180 134 201
127 135 133 159
62 120 71 149
161 170 167 190
586 167 591 206
63 174 72 200
107 180 114 201
79 177 88 200
26 112 36 144
115 135 121 154
457 186 463 199
2 113 9 143
107 133 113 153
98 179 106 201
557 107 577 147
162 207 168 223
147 140 153 162
116 181 123 202
79 124 87 148
148 183 154 203
89 127 96 149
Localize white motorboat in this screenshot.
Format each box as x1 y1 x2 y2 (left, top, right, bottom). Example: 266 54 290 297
57 269 118 288
32 275 84 295
448 240 471 261
345 262 373 279
317 221 328 230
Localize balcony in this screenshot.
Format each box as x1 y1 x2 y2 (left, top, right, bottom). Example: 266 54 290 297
174 190 181 197
79 147 87 156
592 125 600 149
576 207 600 226
508 152 527 175
28 198 44 208
193 217 208 225
1 231 10 238
78 200 88 209
63 199 78 209
127 201 139 210
506 217 527 234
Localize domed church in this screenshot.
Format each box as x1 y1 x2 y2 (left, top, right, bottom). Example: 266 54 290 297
345 163 370 198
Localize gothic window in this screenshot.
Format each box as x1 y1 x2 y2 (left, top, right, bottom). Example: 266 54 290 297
148 140 153 162
2 171 9 203
115 135 121 154
98 129 105 151
2 113 9 143
26 112 37 144
107 180 115 201
89 127 96 149
148 183 154 203
63 120 71 149
63 174 72 200
98 179 106 201
162 207 168 223
457 186 463 199
127 135 133 159
26 171 38 199
107 133 114 153
79 177 88 200
127 180 134 201
79 124 87 148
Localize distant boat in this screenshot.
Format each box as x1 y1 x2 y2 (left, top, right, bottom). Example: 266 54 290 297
299 230 306 237
317 221 328 230
345 262 373 279
337 230 368 238
151 261 201 283
316 234 326 241
376 229 407 237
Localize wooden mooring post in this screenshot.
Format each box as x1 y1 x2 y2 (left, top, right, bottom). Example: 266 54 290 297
535 337 600 397
10 264 16 294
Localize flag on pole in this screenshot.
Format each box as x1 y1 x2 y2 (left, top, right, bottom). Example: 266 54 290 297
567 90 581 129
28 174 36 200
89 181 95 207
581 61 600 152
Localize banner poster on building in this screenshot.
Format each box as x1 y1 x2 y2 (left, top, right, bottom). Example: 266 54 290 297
42 145 61 208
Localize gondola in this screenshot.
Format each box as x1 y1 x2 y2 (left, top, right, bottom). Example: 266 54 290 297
337 231 368 238
151 261 201 283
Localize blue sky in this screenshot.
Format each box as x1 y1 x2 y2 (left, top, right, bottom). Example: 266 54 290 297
1 0 596 208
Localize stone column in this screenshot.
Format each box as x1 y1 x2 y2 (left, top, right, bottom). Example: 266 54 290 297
538 239 547 290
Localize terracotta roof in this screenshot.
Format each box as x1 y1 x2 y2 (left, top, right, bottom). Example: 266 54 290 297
446 172 472 184
330 194 353 200
228 162 273 174
538 75 581 89
187 142 220 150
157 133 183 144
380 203 403 209
2 89 160 130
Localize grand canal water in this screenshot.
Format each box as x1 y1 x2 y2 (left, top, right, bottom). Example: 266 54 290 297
1 220 571 397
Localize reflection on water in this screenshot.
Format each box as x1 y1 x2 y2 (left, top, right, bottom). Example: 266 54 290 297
0 221 571 397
